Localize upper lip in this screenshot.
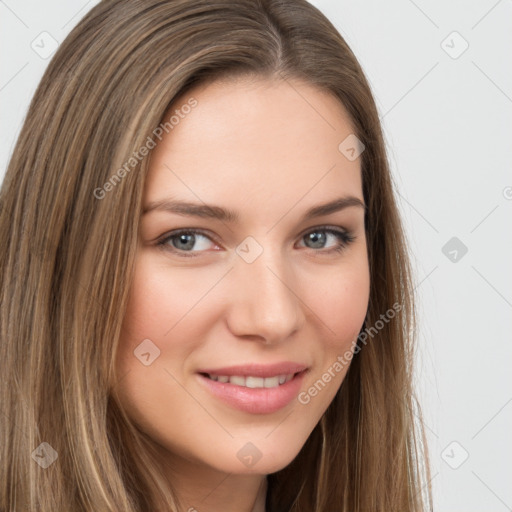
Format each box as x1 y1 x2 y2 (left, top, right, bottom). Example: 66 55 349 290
197 362 308 378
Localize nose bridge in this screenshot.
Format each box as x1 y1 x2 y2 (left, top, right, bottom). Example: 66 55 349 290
227 240 303 341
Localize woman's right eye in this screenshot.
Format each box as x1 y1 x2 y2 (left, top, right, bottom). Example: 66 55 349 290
157 229 218 258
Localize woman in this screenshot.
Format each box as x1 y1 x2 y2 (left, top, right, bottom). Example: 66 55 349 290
0 0 432 510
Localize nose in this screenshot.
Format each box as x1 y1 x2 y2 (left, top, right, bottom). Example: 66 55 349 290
225 246 305 345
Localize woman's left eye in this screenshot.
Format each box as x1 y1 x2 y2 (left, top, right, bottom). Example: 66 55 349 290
156 227 355 258
298 227 356 254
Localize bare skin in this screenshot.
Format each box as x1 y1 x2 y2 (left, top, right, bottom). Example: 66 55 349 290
116 76 370 512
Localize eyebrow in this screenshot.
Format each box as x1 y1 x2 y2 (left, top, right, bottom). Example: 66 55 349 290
142 195 366 222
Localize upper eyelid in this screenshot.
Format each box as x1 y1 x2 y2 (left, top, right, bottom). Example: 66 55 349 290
159 228 220 246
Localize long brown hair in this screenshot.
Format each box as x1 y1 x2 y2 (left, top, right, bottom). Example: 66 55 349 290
0 1 432 510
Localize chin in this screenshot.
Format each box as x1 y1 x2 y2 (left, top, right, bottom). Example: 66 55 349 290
212 435 308 475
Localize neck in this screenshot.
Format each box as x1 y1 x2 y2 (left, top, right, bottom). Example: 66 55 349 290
152 449 268 512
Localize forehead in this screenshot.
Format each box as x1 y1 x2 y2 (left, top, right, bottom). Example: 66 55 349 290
144 77 363 222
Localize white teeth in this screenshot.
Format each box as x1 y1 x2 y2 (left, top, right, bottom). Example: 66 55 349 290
230 376 246 386
207 373 295 388
245 376 264 388
263 376 279 388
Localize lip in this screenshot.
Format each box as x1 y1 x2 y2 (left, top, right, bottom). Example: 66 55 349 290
197 362 308 378
196 367 309 414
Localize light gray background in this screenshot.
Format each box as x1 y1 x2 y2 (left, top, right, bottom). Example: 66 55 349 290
1 1 511 510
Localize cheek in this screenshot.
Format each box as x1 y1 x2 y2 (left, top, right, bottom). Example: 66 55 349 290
115 260 190 400
312 258 370 350
296 258 369 415
115 260 203 441
121 256 215 338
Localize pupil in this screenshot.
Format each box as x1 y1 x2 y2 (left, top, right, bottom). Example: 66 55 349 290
307 232 325 248
174 234 195 250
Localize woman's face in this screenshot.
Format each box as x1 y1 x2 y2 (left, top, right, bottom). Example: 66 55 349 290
116 77 370 476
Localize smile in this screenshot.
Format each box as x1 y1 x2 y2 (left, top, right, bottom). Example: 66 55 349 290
197 370 308 414
203 373 296 388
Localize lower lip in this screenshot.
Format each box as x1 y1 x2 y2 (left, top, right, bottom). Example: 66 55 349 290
197 371 307 414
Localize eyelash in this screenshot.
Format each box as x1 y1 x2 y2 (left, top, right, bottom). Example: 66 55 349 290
156 226 356 259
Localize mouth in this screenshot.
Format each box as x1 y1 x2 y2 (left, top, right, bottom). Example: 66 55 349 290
196 369 308 414
199 371 300 388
